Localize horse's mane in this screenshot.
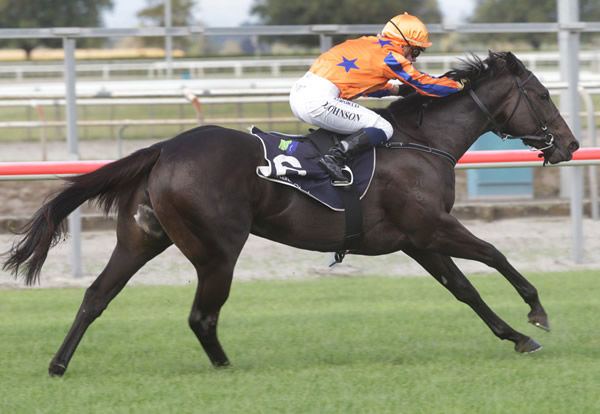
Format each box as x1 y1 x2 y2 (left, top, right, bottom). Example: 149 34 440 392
381 50 528 117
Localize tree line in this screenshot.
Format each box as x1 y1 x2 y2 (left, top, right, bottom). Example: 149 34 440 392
0 0 598 57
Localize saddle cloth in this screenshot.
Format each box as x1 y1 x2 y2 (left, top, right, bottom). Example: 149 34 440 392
250 126 375 211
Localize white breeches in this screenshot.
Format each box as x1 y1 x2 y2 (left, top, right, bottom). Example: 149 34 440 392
289 72 394 139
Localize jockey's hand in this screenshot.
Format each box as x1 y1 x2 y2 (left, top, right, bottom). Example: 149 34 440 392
458 78 469 90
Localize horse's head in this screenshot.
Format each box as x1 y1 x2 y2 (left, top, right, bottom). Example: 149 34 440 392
455 51 580 165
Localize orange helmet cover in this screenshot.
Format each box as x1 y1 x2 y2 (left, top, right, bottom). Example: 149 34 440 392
381 12 432 48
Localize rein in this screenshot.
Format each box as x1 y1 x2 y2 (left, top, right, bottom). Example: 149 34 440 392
468 72 558 156
385 109 458 166
383 141 457 165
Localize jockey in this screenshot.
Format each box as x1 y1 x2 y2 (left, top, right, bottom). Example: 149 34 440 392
289 12 464 183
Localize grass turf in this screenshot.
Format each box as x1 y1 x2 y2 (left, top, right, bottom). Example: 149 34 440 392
1 270 599 413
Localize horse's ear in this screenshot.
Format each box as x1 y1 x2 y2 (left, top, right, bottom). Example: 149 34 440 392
486 49 502 69
505 52 526 75
487 49 498 61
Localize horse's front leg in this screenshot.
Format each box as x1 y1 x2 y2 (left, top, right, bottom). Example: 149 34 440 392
403 247 541 353
424 213 549 331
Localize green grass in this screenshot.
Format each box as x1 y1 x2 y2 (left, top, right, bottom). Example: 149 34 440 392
1 271 599 413
0 100 312 143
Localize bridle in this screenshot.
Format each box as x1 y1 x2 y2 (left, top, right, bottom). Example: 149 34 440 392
385 67 562 167
468 71 560 161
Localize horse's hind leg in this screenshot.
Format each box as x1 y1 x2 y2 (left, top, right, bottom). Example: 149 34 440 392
403 247 542 353
155 206 249 367
48 217 171 376
178 237 245 367
187 260 236 367
425 214 549 331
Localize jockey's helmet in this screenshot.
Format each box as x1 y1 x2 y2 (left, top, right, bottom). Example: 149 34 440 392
381 12 433 48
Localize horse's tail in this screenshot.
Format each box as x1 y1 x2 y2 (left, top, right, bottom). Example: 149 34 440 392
2 142 164 285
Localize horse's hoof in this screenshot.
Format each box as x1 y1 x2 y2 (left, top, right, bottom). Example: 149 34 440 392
528 311 551 331
48 361 66 377
529 318 551 332
514 337 542 353
212 359 231 369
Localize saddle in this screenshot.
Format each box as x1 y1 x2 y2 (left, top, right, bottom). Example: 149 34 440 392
251 126 376 258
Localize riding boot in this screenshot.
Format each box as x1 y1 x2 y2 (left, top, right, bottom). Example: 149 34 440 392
318 129 373 183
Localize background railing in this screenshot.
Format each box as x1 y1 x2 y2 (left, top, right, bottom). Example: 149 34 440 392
1 51 600 81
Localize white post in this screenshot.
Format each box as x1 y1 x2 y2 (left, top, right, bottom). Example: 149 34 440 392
558 0 584 263
165 0 173 79
63 37 83 277
579 87 598 220
320 34 332 53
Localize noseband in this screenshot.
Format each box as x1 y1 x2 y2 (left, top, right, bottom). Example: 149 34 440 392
468 72 559 159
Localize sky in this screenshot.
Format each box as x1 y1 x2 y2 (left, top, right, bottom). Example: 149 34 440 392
102 0 476 28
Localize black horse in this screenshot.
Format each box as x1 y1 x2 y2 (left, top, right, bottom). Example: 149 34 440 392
3 51 579 377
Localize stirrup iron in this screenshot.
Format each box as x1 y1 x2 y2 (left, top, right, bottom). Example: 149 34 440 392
331 166 353 186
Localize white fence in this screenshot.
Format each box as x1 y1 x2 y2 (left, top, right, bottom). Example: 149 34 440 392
1 81 598 136
1 51 600 81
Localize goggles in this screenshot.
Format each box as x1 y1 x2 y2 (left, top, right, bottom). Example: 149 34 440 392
410 47 424 59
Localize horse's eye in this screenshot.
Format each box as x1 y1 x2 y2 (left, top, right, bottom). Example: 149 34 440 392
540 92 550 101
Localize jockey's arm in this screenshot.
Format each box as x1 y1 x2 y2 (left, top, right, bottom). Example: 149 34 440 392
382 51 463 97
355 81 427 99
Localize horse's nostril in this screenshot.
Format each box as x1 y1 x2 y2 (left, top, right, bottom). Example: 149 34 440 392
568 141 580 153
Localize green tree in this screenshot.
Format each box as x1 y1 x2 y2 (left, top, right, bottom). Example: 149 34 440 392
251 0 442 47
137 0 197 48
0 0 113 58
470 0 600 49
252 0 441 25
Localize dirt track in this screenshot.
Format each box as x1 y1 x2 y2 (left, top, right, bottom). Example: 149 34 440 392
2 216 599 290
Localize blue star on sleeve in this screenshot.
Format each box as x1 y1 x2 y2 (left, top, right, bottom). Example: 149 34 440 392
376 39 392 47
337 57 359 72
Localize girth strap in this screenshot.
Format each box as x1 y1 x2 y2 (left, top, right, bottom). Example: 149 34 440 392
336 185 363 252
307 130 363 255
